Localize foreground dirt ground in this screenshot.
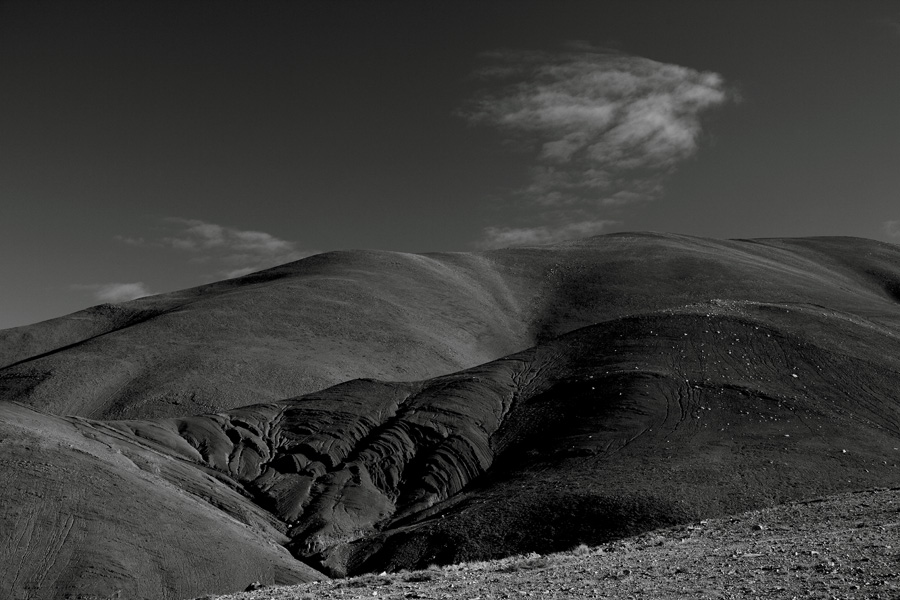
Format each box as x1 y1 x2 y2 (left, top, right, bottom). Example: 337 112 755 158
201 487 900 600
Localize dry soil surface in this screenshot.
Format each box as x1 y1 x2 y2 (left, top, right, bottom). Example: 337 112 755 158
204 487 900 600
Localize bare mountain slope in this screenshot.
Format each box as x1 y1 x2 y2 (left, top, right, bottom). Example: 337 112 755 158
2 234 900 599
111 300 900 578
0 402 323 600
0 251 534 419
3 233 900 420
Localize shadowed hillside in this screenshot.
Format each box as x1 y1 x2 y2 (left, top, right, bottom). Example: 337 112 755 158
111 301 900 577
2 233 900 599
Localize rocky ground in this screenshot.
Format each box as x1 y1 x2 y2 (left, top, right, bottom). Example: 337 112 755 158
203 487 900 600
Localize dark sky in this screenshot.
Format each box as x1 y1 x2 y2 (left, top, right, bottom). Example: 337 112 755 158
2 0 899 329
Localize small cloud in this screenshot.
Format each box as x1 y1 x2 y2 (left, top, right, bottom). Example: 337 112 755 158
480 219 620 248
885 220 900 238
72 282 152 303
117 218 315 279
113 235 146 246
221 266 262 279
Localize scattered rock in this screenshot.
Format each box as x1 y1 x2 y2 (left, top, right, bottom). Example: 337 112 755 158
243 582 268 592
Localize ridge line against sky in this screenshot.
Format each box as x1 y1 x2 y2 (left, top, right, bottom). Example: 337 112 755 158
1 1 900 329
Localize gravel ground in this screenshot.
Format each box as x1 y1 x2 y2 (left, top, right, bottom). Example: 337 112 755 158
200 487 900 600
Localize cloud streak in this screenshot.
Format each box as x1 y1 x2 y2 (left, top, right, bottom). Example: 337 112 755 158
119 218 315 279
461 43 732 246
480 219 620 248
163 218 314 278
72 282 152 303
885 220 900 239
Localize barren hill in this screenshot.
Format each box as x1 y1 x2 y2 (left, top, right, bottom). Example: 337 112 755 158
2 233 900 599
4 233 900 420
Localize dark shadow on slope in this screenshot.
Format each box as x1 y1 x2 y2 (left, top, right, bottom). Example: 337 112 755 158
324 308 900 576
0 306 168 372
865 269 900 304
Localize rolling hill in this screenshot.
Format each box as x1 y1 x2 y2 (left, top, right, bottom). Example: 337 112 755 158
2 233 900 599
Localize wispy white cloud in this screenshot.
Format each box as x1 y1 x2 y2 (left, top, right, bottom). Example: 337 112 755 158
461 43 733 247
72 282 152 303
885 220 900 238
120 218 314 279
480 219 620 248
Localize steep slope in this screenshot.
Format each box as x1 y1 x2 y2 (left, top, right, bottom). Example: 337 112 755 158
3 234 900 421
0 402 324 600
